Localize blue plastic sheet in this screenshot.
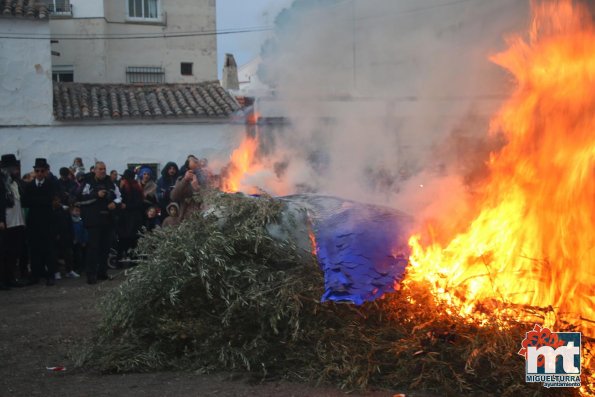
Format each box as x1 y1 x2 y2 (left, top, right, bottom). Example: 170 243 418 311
312 201 412 305
276 194 413 305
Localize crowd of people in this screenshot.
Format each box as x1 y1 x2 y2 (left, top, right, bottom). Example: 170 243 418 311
0 154 212 287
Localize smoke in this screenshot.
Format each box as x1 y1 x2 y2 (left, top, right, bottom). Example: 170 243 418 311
250 0 530 220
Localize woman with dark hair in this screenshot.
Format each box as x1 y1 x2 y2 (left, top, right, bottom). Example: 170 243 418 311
117 169 144 265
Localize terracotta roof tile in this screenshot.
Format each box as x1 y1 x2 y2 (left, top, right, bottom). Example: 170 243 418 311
53 82 241 121
1 0 48 19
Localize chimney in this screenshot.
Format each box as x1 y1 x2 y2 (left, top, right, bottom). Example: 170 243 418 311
222 53 239 90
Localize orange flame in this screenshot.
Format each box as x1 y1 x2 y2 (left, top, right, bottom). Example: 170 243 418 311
308 226 318 256
220 133 293 196
407 0 595 337
221 135 259 193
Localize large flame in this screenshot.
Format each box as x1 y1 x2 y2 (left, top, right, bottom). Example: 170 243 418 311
220 135 259 193
407 0 595 335
220 133 293 196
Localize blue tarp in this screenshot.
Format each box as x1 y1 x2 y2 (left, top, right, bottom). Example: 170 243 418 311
276 194 412 305
305 197 412 305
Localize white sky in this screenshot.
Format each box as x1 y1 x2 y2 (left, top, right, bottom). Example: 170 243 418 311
216 0 292 78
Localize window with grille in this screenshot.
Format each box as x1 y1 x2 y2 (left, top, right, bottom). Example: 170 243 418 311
126 67 165 84
47 0 72 15
128 0 159 20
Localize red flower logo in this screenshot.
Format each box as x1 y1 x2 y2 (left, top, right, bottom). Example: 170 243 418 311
518 324 566 367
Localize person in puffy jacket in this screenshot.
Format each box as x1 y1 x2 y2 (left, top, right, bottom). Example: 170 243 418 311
156 161 179 221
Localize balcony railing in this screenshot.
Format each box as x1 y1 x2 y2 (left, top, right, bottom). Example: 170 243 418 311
48 3 73 16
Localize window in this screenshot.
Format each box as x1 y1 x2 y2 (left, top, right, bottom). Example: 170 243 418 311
128 0 159 20
52 65 74 82
47 0 72 16
126 66 165 83
181 62 193 76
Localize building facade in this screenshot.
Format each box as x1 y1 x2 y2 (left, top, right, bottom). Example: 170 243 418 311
0 1 53 125
0 1 249 177
2 79 246 174
49 0 217 84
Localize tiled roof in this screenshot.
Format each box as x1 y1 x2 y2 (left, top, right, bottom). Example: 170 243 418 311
53 82 242 121
1 0 48 19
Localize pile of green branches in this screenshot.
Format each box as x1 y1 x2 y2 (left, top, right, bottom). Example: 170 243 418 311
76 191 588 396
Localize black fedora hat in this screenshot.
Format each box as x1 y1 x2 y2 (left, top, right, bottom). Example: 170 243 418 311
33 158 50 169
0 154 19 168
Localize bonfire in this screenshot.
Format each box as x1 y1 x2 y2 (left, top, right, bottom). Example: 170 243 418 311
78 1 594 396
407 2 594 393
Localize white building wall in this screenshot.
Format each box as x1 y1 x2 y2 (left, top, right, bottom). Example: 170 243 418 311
104 0 217 84
50 18 108 82
0 20 53 126
70 0 104 18
50 0 217 83
0 123 246 174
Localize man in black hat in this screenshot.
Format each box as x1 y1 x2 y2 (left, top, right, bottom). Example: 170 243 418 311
22 158 58 286
0 154 27 289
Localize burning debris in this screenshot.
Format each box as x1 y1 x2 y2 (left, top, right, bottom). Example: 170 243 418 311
77 0 594 395
76 190 591 395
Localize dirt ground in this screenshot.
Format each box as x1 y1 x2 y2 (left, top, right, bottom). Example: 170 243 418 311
0 271 427 397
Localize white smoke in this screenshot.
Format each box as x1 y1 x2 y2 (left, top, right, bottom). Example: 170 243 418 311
250 0 530 218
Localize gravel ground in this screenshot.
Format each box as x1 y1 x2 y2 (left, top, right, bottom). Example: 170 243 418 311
0 271 427 397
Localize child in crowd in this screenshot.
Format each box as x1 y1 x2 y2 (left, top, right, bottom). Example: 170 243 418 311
71 205 88 276
144 206 161 231
161 202 181 228
52 196 78 279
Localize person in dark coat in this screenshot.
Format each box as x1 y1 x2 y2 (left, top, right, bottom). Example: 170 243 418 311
21 158 58 286
51 195 76 279
0 157 8 290
57 167 77 206
0 154 27 289
117 169 144 265
156 161 179 221
78 161 121 284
